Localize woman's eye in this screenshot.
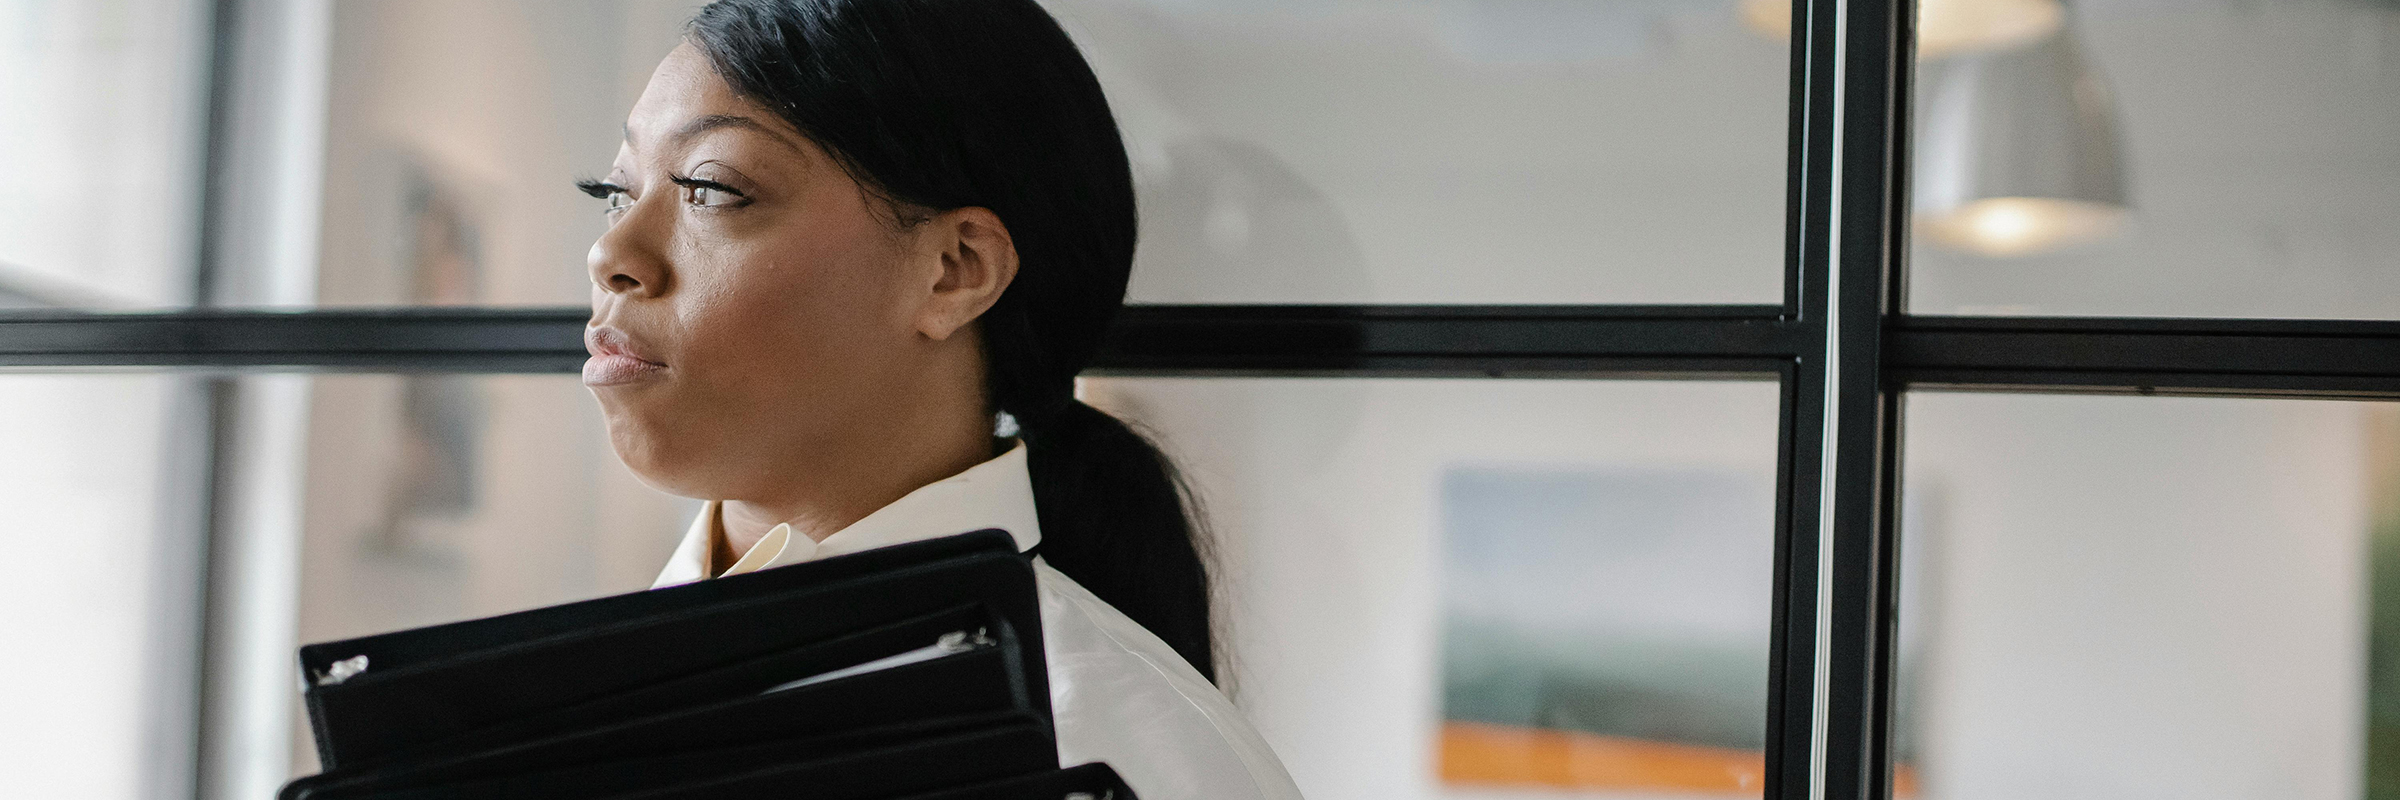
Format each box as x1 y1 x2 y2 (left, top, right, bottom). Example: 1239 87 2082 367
575 180 635 217
685 185 741 208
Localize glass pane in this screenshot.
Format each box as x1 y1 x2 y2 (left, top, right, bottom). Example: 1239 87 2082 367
182 374 691 791
304 1 683 308
1085 377 1781 798
1905 1 2400 319
212 375 1780 797
218 0 1786 308
289 374 696 640
0 0 211 309
1898 394 2396 799
0 375 193 798
1066 1 1790 304
279 374 695 774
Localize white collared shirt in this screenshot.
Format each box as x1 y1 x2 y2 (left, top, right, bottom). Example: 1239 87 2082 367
653 444 1046 585
652 443 1304 800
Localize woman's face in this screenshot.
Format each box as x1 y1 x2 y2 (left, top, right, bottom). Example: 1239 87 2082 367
584 45 967 501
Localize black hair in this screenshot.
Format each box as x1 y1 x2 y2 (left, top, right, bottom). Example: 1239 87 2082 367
686 0 1216 681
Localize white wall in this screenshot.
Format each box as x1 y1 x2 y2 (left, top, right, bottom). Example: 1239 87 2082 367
1901 394 2370 800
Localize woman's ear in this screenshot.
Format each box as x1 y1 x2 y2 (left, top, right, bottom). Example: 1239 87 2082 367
913 206 1019 341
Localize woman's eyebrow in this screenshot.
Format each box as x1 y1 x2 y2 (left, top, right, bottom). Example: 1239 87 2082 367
626 113 805 155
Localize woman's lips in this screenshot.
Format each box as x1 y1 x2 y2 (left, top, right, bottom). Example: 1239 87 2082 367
583 354 666 386
584 326 667 387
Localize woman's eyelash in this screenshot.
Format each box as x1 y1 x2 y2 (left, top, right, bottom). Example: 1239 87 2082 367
572 176 744 213
667 174 746 197
575 178 627 199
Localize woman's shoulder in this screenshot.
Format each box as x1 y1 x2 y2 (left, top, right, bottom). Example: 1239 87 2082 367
1027 559 1305 800
1028 560 1217 687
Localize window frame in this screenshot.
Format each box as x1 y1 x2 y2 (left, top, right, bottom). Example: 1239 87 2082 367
3 1 2398 799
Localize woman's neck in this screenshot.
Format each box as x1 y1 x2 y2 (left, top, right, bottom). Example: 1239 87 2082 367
714 404 995 565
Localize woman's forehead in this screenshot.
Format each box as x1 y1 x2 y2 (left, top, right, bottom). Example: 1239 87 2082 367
622 45 804 158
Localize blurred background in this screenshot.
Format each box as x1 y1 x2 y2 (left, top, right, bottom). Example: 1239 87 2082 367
1 1 2396 799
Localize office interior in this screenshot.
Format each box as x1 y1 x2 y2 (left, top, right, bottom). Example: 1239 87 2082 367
2 0 2398 799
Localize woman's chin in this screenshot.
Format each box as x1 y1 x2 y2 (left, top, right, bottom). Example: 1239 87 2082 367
602 419 697 491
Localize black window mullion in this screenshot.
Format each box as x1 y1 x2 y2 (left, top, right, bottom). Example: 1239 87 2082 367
1775 1 1911 799
0 306 1809 377
1767 0 1841 795
11 309 2397 396
1889 315 2400 400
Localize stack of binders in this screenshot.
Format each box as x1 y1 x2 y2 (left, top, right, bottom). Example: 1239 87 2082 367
279 529 1134 799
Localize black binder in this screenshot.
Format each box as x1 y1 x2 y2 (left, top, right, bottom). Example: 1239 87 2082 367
281 529 1137 800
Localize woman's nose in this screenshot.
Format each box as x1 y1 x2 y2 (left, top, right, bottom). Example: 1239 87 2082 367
588 208 671 298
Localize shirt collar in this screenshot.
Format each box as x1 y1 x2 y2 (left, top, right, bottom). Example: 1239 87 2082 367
652 442 1042 588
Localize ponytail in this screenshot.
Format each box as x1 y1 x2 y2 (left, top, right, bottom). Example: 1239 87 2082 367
1015 399 1215 682
689 0 1218 680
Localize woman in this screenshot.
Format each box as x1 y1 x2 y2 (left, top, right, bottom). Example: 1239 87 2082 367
575 1 1302 797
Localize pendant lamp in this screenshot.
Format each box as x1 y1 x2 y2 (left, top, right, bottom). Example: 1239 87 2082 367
1739 0 2064 59
1914 27 2129 258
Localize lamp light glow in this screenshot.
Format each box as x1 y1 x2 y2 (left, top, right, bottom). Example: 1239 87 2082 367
1919 197 2126 257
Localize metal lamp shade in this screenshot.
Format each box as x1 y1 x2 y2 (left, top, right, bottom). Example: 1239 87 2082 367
1915 29 2130 258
